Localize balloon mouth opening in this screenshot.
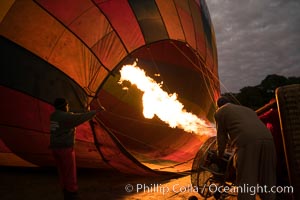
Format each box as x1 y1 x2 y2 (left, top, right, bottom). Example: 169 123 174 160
95 40 217 158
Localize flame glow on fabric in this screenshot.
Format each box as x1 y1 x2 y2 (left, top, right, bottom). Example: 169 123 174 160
0 0 219 172
119 62 215 136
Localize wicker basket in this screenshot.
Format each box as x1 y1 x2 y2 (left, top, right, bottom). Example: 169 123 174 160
276 84 300 200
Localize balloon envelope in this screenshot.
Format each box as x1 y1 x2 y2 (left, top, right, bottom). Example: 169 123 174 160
0 0 219 174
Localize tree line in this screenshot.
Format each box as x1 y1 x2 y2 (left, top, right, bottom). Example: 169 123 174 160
222 74 300 110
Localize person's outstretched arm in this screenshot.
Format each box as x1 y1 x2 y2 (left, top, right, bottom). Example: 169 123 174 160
62 110 100 128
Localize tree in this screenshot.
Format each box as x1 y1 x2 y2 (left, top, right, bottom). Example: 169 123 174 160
223 74 300 110
237 86 265 110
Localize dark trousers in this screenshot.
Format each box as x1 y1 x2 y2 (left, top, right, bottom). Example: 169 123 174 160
237 139 276 200
52 147 78 192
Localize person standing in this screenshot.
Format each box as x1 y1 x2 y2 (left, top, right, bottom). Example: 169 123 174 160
214 96 276 200
50 98 103 200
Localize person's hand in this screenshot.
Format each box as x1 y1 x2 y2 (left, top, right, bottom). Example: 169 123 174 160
96 105 105 112
86 105 90 111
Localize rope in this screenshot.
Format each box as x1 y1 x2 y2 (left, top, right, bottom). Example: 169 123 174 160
91 111 205 172
169 41 241 105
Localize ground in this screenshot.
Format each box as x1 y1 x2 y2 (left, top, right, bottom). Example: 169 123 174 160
0 166 256 200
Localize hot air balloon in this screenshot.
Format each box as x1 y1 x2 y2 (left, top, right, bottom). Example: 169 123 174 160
0 0 219 175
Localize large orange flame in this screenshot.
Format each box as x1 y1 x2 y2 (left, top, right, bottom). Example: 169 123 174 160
119 62 215 136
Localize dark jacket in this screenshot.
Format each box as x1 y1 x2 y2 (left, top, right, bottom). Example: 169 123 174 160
50 110 96 148
214 103 272 156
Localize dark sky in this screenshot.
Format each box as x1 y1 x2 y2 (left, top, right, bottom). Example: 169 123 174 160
206 0 300 93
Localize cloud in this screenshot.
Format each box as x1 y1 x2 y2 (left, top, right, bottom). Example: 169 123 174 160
206 0 300 92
